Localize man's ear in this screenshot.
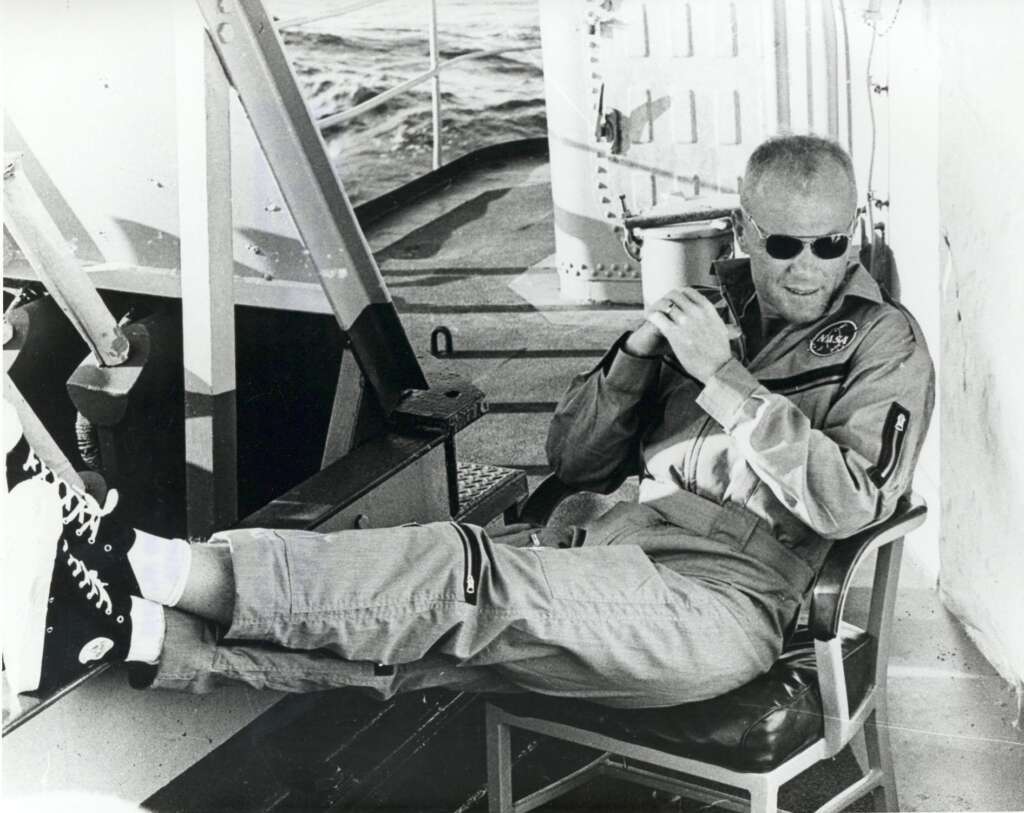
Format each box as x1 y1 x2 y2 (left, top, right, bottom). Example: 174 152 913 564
732 211 749 252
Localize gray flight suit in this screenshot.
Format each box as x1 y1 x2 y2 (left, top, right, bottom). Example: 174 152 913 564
151 261 934 708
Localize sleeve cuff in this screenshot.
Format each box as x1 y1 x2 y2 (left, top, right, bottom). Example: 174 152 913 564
594 332 660 395
696 357 763 430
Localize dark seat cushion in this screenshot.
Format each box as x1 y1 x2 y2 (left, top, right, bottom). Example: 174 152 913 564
490 624 875 773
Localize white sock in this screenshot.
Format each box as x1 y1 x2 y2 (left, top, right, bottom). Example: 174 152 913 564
127 597 165 664
127 531 192 607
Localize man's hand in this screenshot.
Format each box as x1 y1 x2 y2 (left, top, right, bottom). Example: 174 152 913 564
644 288 741 383
623 304 669 357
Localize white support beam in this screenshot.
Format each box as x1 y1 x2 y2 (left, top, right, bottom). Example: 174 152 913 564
5 262 337 315
3 156 129 368
194 0 383 326
193 0 426 410
175 0 238 537
3 374 84 492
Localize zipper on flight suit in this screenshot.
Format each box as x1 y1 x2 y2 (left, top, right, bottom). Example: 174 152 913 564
453 523 481 605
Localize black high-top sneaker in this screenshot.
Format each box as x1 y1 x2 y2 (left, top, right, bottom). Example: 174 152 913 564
8 442 141 596
59 479 141 597
5 402 140 596
34 541 133 695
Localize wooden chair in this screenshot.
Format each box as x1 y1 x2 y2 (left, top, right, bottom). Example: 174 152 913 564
485 479 927 813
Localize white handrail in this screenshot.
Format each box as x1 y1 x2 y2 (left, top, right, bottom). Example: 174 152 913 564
315 44 538 131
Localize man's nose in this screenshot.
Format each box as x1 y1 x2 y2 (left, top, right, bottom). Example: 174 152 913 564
790 243 819 272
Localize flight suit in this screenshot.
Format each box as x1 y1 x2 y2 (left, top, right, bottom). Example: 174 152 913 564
151 261 934 708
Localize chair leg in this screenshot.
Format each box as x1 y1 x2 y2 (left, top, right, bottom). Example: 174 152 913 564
749 777 779 813
486 705 514 813
863 703 899 811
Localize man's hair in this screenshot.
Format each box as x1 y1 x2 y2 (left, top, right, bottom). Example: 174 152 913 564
740 134 856 206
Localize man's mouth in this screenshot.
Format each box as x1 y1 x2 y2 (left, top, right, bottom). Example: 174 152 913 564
784 286 820 297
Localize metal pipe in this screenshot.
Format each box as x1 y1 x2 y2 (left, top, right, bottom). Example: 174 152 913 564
316 45 538 130
804 0 814 130
822 0 840 139
428 0 442 169
838 0 854 157
773 0 791 130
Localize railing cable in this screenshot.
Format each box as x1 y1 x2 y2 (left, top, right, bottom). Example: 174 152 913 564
315 44 537 131
276 0 394 30
276 0 538 171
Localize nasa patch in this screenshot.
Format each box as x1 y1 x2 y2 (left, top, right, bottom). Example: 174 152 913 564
809 320 858 356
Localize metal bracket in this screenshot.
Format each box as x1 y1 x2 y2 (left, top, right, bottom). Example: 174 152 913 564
430 325 454 357
390 376 488 518
594 84 623 155
390 377 487 438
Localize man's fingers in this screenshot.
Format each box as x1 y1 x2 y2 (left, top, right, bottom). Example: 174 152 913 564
655 292 682 309
646 310 674 333
654 289 736 337
663 291 697 316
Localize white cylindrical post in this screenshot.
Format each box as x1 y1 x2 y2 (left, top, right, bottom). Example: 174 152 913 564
428 0 442 169
639 220 734 306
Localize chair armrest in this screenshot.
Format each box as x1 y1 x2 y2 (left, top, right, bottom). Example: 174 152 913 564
515 473 579 526
808 493 927 641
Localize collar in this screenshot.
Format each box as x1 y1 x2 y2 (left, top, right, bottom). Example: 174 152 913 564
712 258 885 317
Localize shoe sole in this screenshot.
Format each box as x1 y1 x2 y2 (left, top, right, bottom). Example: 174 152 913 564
2 477 65 695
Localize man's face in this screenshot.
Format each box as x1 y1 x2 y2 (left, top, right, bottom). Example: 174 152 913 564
738 163 857 325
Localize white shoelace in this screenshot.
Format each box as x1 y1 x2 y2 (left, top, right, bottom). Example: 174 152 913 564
23 449 119 545
66 551 114 616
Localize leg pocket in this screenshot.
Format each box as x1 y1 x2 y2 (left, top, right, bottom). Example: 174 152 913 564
530 545 671 605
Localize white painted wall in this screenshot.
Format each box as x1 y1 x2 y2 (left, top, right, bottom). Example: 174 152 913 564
930 0 1024 701
878 0 1024 707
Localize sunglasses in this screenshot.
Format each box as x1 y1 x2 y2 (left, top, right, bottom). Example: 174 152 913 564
742 209 857 261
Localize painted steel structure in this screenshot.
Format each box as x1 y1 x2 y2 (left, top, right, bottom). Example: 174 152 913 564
539 0 877 304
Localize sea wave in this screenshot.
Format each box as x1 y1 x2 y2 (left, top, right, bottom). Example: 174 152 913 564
273 0 546 204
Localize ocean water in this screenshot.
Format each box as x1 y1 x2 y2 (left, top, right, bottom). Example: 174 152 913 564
268 0 546 204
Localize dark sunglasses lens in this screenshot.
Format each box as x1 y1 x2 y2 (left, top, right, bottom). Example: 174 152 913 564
811 235 849 259
764 235 804 260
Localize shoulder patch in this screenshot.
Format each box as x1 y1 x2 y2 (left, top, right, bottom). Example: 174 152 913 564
809 320 858 356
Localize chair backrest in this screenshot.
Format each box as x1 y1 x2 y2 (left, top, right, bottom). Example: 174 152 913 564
809 494 925 641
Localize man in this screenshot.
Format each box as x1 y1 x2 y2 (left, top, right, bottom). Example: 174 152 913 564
5 135 934 709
